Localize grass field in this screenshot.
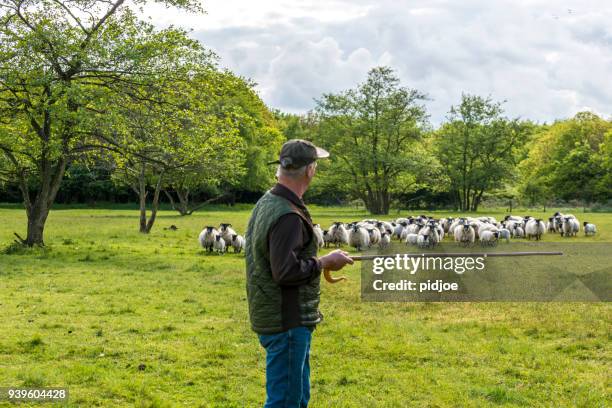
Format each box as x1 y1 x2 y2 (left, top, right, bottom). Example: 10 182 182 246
0 204 610 407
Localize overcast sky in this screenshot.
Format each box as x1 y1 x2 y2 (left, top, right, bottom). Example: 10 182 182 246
142 0 612 125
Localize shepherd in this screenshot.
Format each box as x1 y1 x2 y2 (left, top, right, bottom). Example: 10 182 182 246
245 139 353 407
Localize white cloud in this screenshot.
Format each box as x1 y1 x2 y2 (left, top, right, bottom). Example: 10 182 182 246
141 0 612 124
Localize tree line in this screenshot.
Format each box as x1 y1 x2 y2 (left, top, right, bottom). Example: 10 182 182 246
1 1 610 246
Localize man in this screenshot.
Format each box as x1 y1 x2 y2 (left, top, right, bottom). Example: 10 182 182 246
245 139 353 407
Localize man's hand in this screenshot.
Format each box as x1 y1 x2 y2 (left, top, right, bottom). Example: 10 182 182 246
319 250 354 271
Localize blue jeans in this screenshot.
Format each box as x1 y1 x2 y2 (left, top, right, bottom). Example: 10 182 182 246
258 326 313 408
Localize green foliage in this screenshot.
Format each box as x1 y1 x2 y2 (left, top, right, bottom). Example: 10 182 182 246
434 94 532 211
518 112 612 205
313 66 430 214
0 0 216 243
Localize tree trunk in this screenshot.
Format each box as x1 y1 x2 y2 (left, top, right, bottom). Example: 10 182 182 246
15 157 66 247
136 164 148 233
144 175 163 233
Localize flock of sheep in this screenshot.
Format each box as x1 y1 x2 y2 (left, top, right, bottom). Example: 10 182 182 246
198 223 245 254
314 211 598 250
198 212 598 254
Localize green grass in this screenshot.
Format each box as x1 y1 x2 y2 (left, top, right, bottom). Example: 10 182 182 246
0 205 610 407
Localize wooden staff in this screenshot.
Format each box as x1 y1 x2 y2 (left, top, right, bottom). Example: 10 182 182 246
323 251 564 283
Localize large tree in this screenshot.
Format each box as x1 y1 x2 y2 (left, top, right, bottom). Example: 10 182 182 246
518 112 612 206
109 72 244 231
313 66 429 214
0 0 202 245
434 94 531 211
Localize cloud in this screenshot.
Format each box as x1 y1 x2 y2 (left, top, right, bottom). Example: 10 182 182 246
143 0 612 124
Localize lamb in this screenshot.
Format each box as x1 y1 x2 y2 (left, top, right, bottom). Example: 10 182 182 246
454 223 475 246
525 219 546 241
480 230 499 247
379 232 391 249
405 233 419 245
348 224 370 251
512 224 524 238
231 234 245 253
583 222 597 236
329 222 349 247
198 226 218 252
312 224 325 248
562 217 580 237
219 223 237 246
498 228 511 243
213 234 226 254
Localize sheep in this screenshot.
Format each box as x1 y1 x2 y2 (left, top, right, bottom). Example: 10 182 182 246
198 226 218 252
512 224 525 238
405 233 419 245
547 217 557 233
419 223 440 247
525 219 546 241
231 234 245 253
213 234 226 254
417 233 430 249
480 230 499 247
219 223 237 246
562 217 580 237
322 230 334 247
498 228 511 243
329 222 349 247
367 227 381 247
454 223 475 246
312 224 325 249
379 232 391 249
348 224 370 251
583 222 597 236
393 222 407 240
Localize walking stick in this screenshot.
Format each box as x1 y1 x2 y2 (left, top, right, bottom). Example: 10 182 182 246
323 251 564 283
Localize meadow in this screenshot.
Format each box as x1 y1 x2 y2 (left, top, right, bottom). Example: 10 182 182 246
0 204 610 407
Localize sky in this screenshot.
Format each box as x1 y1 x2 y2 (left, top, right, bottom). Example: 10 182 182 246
141 0 612 125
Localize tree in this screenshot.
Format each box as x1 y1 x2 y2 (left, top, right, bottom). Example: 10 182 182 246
434 94 531 211
518 112 612 206
0 0 203 245
313 66 429 214
107 71 244 232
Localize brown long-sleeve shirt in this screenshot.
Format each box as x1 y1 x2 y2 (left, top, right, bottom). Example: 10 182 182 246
268 183 321 330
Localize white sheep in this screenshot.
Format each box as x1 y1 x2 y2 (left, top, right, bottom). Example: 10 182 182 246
231 234 245 253
379 232 391 249
417 233 430 248
480 230 499 247
329 222 349 247
322 230 333 247
348 225 370 251
454 224 475 246
312 224 325 249
525 219 546 241
562 217 580 237
367 227 381 247
583 222 597 236
213 234 226 254
405 233 419 245
198 226 218 252
219 223 237 246
498 228 511 243
512 224 525 238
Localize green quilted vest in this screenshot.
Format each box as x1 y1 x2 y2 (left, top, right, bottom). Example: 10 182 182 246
245 191 321 334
